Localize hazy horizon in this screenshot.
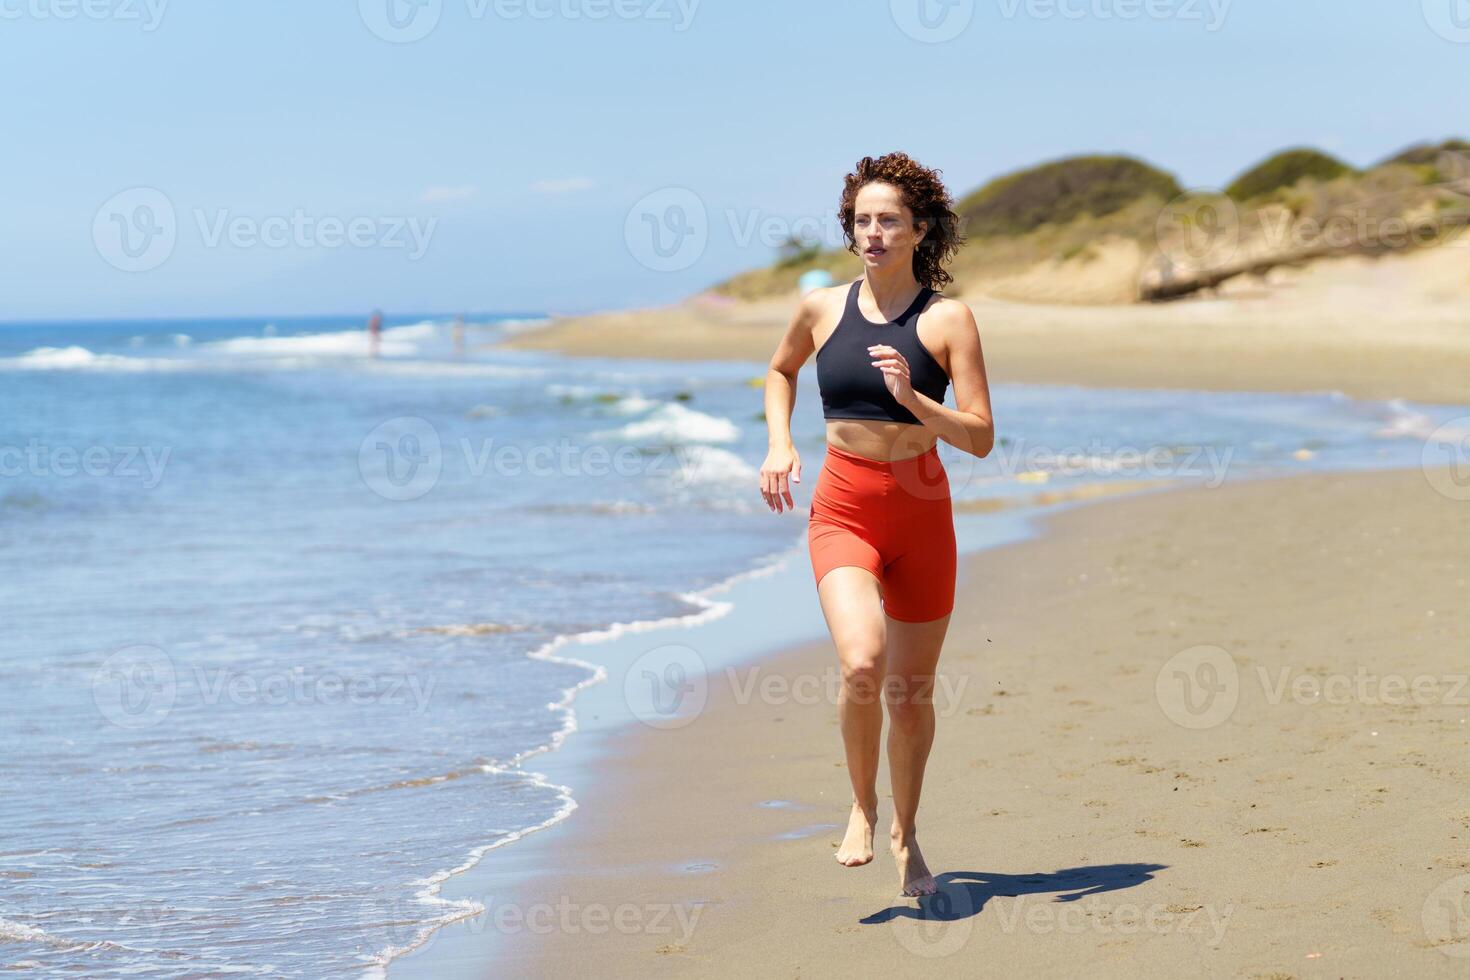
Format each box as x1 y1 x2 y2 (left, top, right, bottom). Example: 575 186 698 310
3 0 1465 320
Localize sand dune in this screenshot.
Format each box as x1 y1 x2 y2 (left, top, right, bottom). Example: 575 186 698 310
498 245 1470 403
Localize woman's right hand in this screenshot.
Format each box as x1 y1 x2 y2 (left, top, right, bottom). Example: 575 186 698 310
759 444 802 514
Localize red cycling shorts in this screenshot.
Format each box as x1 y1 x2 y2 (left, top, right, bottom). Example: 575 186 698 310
807 442 957 623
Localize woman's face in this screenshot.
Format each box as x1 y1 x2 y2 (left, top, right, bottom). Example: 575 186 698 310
852 182 926 271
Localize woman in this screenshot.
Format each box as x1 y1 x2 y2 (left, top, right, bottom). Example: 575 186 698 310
759 152 995 897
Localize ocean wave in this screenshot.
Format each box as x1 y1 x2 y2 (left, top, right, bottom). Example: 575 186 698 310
1370 397 1470 441
0 916 148 956
0 346 188 372
591 402 740 445
204 321 437 358
366 554 793 979
545 383 603 399
609 394 660 415
544 384 659 415
670 445 757 485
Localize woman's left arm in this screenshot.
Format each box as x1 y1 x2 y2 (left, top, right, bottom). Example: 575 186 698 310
898 299 995 459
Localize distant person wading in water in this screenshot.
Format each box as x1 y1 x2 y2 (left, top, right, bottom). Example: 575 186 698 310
367 310 383 358
760 152 995 897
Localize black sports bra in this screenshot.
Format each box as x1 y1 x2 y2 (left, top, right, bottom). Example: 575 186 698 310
816 279 950 424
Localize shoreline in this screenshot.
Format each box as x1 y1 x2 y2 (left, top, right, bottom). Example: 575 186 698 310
383 491 1056 978
391 463 1470 978
493 248 1470 404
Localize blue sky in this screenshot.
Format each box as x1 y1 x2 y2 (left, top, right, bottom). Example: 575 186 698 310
1 0 1464 320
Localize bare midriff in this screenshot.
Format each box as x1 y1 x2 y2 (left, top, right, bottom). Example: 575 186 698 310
824 418 939 463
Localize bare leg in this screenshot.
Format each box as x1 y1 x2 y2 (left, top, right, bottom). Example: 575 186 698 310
815 566 886 867
884 611 951 896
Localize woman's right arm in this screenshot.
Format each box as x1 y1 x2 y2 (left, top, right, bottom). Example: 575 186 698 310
759 289 824 514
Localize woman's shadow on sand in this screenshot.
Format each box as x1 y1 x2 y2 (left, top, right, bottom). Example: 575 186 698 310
861 863 1168 925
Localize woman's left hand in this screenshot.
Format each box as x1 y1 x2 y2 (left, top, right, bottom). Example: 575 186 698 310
869 344 914 407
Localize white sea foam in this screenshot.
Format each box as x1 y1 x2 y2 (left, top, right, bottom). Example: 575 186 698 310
610 394 660 414
0 346 187 372
205 321 436 358
545 383 602 399
0 916 148 956
0 917 53 943
593 402 740 445
1371 397 1460 440
671 445 758 485
363 553 793 979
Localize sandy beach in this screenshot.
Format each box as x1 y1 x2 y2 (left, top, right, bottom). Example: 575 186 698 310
499 246 1470 404
428 242 1470 977
401 465 1470 978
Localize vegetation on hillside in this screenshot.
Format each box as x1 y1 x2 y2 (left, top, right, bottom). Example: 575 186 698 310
1380 138 1470 168
954 155 1183 237
1224 148 1356 202
709 138 1470 304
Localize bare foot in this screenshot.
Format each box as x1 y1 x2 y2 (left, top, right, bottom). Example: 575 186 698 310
891 829 936 896
835 802 877 867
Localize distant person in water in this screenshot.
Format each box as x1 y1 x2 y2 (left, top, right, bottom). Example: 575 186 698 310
367 310 383 358
452 314 465 356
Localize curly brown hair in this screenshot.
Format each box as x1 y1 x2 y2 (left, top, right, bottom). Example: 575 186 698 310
839 152 964 291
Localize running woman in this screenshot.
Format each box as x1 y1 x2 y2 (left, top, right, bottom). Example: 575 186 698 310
760 152 995 897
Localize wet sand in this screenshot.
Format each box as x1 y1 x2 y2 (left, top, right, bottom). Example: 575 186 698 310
397 466 1470 977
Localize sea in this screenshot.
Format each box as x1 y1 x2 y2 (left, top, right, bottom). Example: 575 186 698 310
1 312 1465 976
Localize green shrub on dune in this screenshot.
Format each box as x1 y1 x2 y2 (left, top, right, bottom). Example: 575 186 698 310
1224 148 1356 202
955 155 1183 238
709 138 1464 303
1379 138 1470 168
